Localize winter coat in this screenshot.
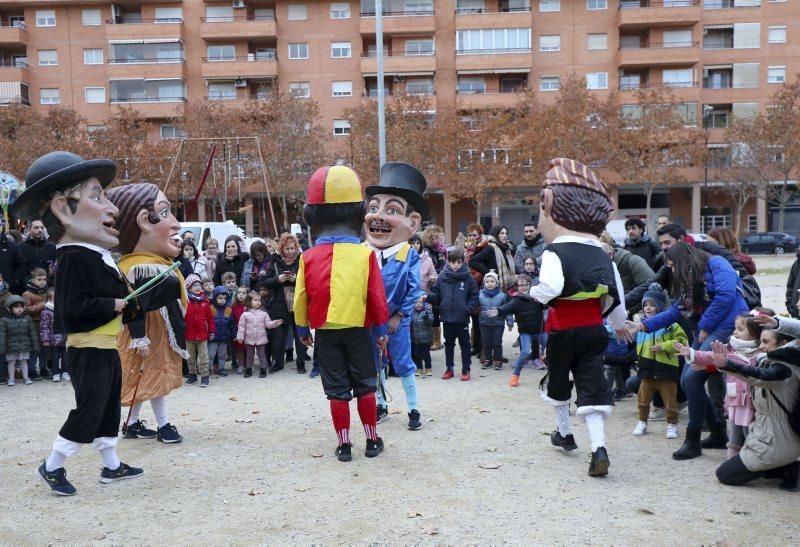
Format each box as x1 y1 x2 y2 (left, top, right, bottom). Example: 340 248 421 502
465 237 489 286
39 303 66 347
696 241 746 277
236 308 281 346
736 252 756 276
692 343 760 427
613 248 655 295
418 251 436 293
14 238 56 292
0 312 40 354
22 285 47 322
263 254 300 320
469 238 516 291
0 233 19 291
211 302 235 344
514 234 546 273
0 285 13 315
215 253 246 286
426 264 479 324
184 295 215 342
786 252 800 318
411 304 434 345
478 289 513 328
623 234 662 270
423 244 446 273
635 322 688 381
497 294 543 334
231 301 246 351
241 256 273 290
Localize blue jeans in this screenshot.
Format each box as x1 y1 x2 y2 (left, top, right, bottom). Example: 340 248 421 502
683 326 731 430
513 333 533 375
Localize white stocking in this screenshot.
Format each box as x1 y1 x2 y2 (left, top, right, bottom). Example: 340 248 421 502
555 404 572 436
127 402 143 425
149 397 169 428
584 411 606 452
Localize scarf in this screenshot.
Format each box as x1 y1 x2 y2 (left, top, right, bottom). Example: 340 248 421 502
487 237 514 291
729 336 759 359
188 293 206 303
117 252 187 311
25 283 47 296
481 287 501 298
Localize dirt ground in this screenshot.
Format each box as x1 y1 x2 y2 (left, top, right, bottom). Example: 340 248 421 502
1 255 799 544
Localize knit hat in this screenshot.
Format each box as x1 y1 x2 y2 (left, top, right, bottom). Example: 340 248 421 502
306 165 363 205
185 273 202 289
212 285 228 299
5 294 25 312
483 270 499 285
642 282 667 311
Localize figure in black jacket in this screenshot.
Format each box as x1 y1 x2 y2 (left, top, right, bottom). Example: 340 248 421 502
14 220 57 292
623 218 662 270
497 274 546 387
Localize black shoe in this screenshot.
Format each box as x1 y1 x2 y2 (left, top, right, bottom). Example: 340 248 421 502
377 405 389 424
259 368 267 378
779 461 800 491
244 368 253 378
40 367 53 379
157 423 183 444
200 375 209 387
588 447 610 477
123 420 157 440
365 437 384 458
673 427 702 460
408 409 422 431
550 430 578 451
335 443 352 462
297 365 307 374
701 423 728 449
286 349 294 363
38 461 77 496
99 462 144 483
470 348 481 356
185 374 198 385
268 365 284 374
217 369 229 377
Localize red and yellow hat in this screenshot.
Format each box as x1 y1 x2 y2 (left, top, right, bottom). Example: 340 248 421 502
306 165 364 205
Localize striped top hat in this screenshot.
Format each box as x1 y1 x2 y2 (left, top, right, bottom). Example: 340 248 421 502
306 165 364 205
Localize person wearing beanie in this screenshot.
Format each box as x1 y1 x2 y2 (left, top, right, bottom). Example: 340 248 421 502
479 270 513 370
184 273 215 387
209 285 235 376
632 283 688 440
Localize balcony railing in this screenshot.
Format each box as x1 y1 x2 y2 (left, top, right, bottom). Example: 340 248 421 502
0 20 25 29
0 96 30 106
455 6 532 14
703 80 732 89
0 57 28 68
703 37 734 49
108 57 184 64
202 53 277 62
359 10 435 16
110 96 186 103
106 18 184 24
200 14 275 22
619 40 698 49
619 0 698 7
619 81 699 89
405 85 435 95
703 112 730 128
361 51 434 57
363 89 395 97
456 47 531 55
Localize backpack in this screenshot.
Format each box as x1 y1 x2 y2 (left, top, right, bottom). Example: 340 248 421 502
770 391 800 437
739 275 762 309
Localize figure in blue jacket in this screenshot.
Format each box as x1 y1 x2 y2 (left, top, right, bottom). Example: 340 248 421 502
364 162 428 431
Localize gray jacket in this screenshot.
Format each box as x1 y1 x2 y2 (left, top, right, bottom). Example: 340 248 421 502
514 234 546 273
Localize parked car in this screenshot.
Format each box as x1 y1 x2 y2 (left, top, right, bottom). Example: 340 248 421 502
739 232 798 255
605 220 628 246
689 233 708 244
181 221 261 253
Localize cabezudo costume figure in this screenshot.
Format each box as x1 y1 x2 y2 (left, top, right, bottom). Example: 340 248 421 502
11 151 144 496
531 158 628 477
293 165 389 462
364 162 426 431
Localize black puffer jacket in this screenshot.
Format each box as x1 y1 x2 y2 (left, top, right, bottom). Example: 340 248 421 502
425 264 479 324
0 297 40 354
497 294 544 334
0 232 19 290
263 254 300 321
14 237 56 292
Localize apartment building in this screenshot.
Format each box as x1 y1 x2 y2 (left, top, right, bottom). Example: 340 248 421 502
0 0 797 237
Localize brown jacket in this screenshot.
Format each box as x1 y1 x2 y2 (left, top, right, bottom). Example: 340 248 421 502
22 289 46 322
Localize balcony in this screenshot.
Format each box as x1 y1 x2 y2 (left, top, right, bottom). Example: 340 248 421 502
107 59 186 80
456 91 523 109
618 0 701 29
0 58 27 82
359 10 435 35
455 49 532 72
617 41 699 67
200 15 275 40
201 56 278 80
105 19 184 41
455 5 532 30
110 97 185 119
619 81 701 103
360 52 435 76
0 20 26 46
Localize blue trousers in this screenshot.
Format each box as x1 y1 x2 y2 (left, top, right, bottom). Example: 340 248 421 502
684 326 731 429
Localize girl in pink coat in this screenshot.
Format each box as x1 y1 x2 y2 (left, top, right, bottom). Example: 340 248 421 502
236 292 283 378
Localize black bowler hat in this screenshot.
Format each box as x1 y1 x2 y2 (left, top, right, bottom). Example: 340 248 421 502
365 161 429 219
11 151 116 221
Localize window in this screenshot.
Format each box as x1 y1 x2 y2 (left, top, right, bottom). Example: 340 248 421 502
587 33 608 50
205 6 234 21
332 81 353 96
768 66 786 83
501 77 525 92
81 9 101 25
288 43 309 59
586 72 608 89
663 29 693 47
663 68 694 87
208 83 236 100
85 87 105 103
587 0 607 10
38 50 58 66
405 0 434 13
406 78 434 95
456 28 531 53
747 215 757 233
207 45 236 61
539 0 560 11
83 48 104 65
40 88 60 104
539 35 560 52
405 39 434 55
331 42 351 58
160 124 185 139
539 75 560 91
36 10 56 27
330 2 350 18
253 8 275 20
768 26 787 43
333 120 351 136
289 82 310 97
154 7 182 22
457 77 486 94
456 0 485 13
287 3 308 20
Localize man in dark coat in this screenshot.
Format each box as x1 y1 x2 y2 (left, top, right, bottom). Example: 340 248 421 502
0 227 19 290
623 218 662 270
14 219 56 292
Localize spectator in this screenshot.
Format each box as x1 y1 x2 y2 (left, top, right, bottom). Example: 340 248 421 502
464 223 488 356
214 235 247 286
180 240 207 277
623 218 662 270
657 215 671 229
422 224 447 351
599 231 655 314
786 251 800 318
203 238 219 282
14 220 56 292
6 229 23 244
22 266 48 378
181 230 195 242
514 222 546 273
469 225 515 292
409 235 436 293
708 227 756 275
241 240 272 290
0 226 19 289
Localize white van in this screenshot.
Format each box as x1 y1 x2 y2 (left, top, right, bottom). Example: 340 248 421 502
606 219 628 247
180 221 256 252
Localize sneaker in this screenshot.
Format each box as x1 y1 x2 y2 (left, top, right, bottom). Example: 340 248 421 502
424 367 433 377
460 371 470 381
185 374 198 385
24 377 33 385
38 461 77 496
493 361 503 370
365 437 384 458
550 430 578 451
377 405 389 424
52 374 61 382
62 372 70 382
481 362 493 370
236 366 244 374
666 423 679 439
415 369 422 377
259 368 267 378
509 374 520 387
679 401 689 413
532 359 546 370
648 407 666 422
99 462 144 483
7 379 14 386
335 443 352 462
244 369 253 378
588 447 610 477
200 376 209 387
407 409 422 431
441 368 454 380
217 369 229 377
157 423 183 444
297 365 307 374
309 366 320 378
124 420 157 440
632 421 648 436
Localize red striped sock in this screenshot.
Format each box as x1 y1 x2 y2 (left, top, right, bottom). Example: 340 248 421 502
330 399 350 446
357 393 378 441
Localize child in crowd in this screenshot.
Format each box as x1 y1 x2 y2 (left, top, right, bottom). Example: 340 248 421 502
203 277 215 301
221 272 238 306
40 288 68 382
479 271 513 371
604 320 636 400
236 292 283 378
0 295 40 386
209 286 235 377
23 267 48 378
184 274 215 388
497 274 544 387
425 249 479 381
231 286 248 374
521 256 539 280
633 284 688 439
259 286 275 372
411 299 434 377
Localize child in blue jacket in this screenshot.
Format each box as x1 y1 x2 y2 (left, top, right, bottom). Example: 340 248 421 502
210 286 236 376
479 270 513 371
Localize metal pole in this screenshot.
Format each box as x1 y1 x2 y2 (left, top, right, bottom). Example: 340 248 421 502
376 0 386 167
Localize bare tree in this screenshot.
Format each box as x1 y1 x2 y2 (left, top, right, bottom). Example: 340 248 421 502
765 76 800 232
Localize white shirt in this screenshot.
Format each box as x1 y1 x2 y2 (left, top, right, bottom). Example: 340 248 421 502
529 235 627 330
57 242 121 273
367 241 407 270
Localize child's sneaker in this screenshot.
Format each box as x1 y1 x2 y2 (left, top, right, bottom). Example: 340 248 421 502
335 443 352 462
376 405 389 424
62 372 70 382
38 461 77 496
7 379 15 386
236 366 244 374
309 366 320 378
407 409 422 431
666 423 679 439
493 361 503 370
460 371 470 381
217 368 229 377
480 361 492 370
633 421 648 436
24 377 33 385
441 368 454 380
259 368 267 378
509 374 520 387
52 374 61 382
185 374 198 385
124 420 157 439
424 367 433 377
99 462 144 483
365 437 384 458
200 376 209 387
415 368 422 377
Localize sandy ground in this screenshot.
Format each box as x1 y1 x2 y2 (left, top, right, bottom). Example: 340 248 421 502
1 255 799 544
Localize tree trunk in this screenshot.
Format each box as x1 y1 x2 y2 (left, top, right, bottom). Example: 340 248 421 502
280 195 289 231
733 195 746 237
777 175 789 233
474 199 481 225
644 182 654 233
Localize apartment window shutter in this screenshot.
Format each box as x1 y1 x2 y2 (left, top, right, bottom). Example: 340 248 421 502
732 102 759 119
205 6 234 20
733 23 760 49
663 29 692 47
733 0 760 6
154 8 182 22
732 63 759 88
587 33 608 50
287 4 308 20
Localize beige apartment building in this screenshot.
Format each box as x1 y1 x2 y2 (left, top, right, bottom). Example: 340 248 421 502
0 0 797 238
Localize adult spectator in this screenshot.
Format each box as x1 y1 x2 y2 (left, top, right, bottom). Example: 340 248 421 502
214 235 247 286
787 251 800 318
708 227 756 275
409 235 436 293
6 229 23 244
599 231 654 309
630 242 748 460
241 240 273 290
181 230 195 242
0 226 20 290
422 224 447 351
657 215 671 229
203 238 219 282
623 218 662 270
179 240 207 277
469 225 515 292
464 223 488 356
514 222 546 273
15 220 56 292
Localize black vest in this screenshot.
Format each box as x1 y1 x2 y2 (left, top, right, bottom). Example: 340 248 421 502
548 242 621 317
